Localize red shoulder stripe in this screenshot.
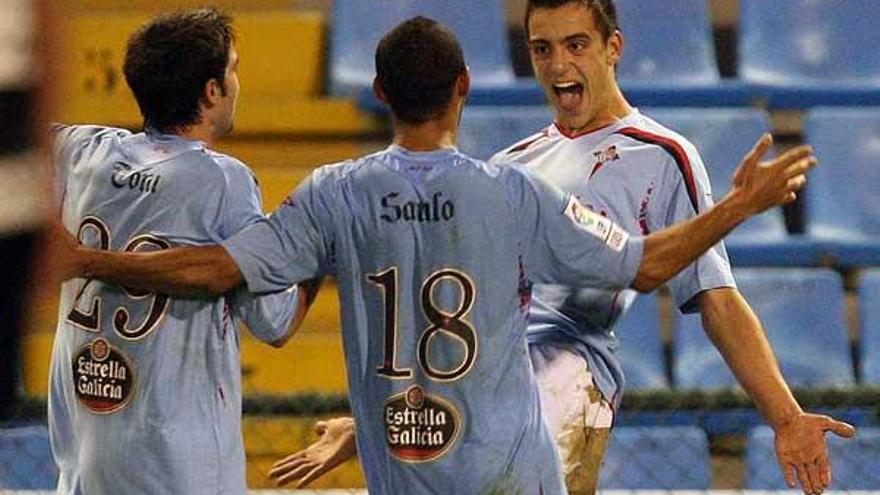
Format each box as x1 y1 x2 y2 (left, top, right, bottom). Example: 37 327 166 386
616 127 699 214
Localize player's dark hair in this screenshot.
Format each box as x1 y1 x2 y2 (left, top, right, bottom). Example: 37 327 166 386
375 16 466 125
525 0 619 40
123 7 235 133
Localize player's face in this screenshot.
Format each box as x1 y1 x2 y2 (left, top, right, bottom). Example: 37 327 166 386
528 2 622 133
218 44 240 135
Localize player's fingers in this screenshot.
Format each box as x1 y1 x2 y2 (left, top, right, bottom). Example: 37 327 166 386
269 456 310 477
275 461 317 487
794 463 816 495
826 418 857 438
271 451 307 469
297 464 330 489
771 144 813 168
735 133 773 183
786 175 807 192
746 133 774 165
784 157 818 179
782 462 798 489
805 461 824 494
817 451 831 488
782 191 798 204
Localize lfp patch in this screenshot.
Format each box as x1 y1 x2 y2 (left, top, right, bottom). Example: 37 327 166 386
564 196 629 252
72 338 137 414
384 385 461 463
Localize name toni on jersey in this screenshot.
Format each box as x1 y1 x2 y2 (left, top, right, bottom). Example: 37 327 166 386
111 162 161 195
380 192 454 223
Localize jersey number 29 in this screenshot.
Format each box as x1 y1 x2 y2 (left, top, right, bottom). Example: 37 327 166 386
66 216 171 340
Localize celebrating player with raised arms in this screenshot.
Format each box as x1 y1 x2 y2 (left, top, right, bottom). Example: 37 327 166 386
49 9 316 495
63 16 815 495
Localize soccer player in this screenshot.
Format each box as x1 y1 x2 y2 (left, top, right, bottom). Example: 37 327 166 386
49 9 315 494
507 2 854 493
270 3 855 494
62 16 814 495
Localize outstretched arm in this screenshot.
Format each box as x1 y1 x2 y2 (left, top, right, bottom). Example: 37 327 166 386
697 288 855 494
269 417 357 488
632 135 814 292
74 244 242 297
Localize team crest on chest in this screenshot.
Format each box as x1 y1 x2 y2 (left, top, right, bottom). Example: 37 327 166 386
383 385 461 463
589 145 620 178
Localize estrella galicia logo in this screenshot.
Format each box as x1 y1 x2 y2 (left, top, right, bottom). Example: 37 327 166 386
111 162 161 194
72 338 137 414
384 385 461 462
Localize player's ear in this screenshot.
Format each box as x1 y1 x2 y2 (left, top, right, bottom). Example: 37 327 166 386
373 77 389 104
607 30 623 66
203 77 222 108
456 68 470 98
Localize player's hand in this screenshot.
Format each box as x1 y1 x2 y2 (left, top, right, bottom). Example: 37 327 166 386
773 412 856 494
269 416 357 488
729 133 817 217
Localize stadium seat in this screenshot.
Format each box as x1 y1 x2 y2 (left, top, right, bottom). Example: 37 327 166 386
457 106 553 160
614 293 669 390
57 11 376 135
646 107 821 266
803 107 880 267
613 0 750 107
330 0 544 109
739 1 880 108
859 269 880 385
599 426 711 489
674 268 854 390
0 426 57 489
746 425 880 489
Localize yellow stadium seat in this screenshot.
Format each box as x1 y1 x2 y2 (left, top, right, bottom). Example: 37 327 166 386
54 9 379 135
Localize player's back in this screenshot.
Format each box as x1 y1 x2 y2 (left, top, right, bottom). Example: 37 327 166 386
315 145 565 494
50 125 255 495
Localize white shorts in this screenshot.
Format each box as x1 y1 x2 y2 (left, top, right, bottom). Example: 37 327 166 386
530 343 614 495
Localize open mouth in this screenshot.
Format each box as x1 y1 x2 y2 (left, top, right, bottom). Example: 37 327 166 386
552 82 584 111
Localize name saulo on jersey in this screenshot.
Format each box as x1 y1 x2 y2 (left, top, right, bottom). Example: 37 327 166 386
380 191 455 224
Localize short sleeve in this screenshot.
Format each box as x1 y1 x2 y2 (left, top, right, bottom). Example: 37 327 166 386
230 285 301 344
51 124 117 202
509 167 644 291
651 150 735 312
222 171 333 293
216 159 266 239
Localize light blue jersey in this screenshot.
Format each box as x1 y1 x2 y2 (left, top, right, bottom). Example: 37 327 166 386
49 125 300 495
493 110 736 406
223 145 644 494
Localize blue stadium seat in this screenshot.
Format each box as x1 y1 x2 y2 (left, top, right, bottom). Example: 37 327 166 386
674 268 854 390
615 293 669 390
329 0 543 109
739 1 880 108
457 105 553 160
599 426 711 489
804 107 880 267
646 107 821 266
0 426 57 489
614 0 750 107
747 425 880 489
859 269 880 384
